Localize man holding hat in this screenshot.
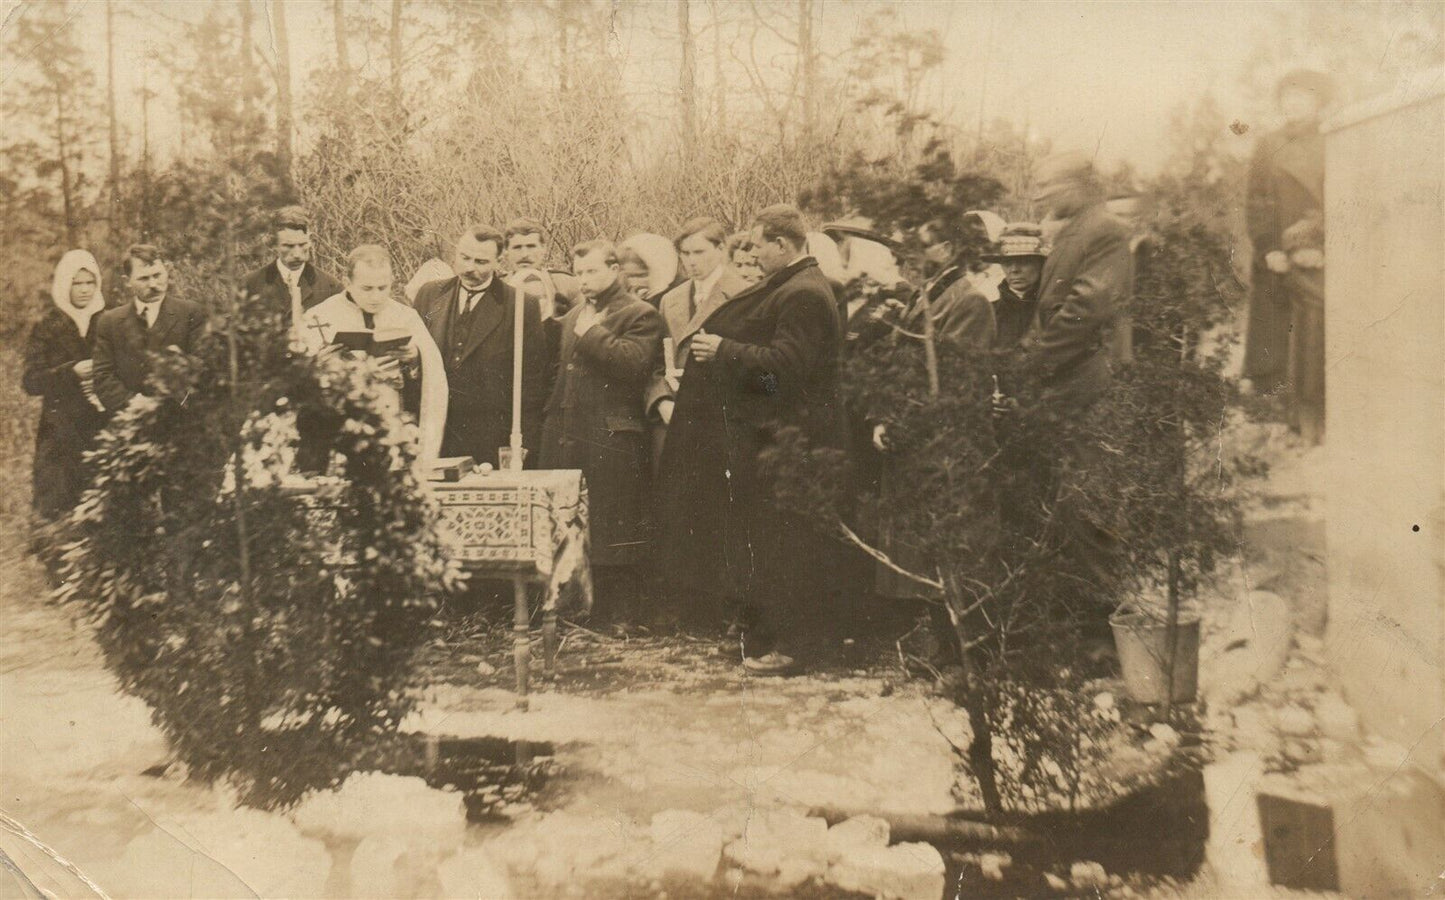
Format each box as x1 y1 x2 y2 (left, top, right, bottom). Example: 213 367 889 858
1243 68 1333 397
984 223 1047 349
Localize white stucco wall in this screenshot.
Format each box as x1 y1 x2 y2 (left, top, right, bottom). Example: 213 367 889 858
1323 72 1445 773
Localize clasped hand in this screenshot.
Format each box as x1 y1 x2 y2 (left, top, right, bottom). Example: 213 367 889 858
690 330 721 363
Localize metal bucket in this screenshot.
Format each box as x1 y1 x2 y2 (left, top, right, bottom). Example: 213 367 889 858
1110 609 1201 705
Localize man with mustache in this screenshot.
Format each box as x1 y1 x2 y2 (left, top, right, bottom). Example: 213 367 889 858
92 243 209 412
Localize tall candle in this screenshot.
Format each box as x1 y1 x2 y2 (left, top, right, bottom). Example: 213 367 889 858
510 273 525 470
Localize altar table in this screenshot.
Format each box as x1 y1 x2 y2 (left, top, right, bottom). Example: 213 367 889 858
286 468 591 707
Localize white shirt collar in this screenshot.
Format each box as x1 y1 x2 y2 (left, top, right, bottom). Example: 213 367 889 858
134 296 163 320
277 259 304 286
694 264 725 299
459 276 493 306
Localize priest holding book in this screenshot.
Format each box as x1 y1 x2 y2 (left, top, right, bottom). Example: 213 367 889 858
301 244 448 465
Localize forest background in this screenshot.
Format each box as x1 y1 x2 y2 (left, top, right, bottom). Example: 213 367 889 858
0 0 1440 513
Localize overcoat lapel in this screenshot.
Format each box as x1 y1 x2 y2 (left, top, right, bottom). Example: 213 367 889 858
148 300 180 348
1036 214 1084 328
458 280 507 364
678 268 747 345
421 278 459 350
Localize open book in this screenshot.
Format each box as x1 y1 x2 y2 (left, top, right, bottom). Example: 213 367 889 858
331 328 412 355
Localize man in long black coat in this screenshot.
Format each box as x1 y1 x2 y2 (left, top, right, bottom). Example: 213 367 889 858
239 206 343 335
656 205 848 673
541 240 665 618
414 226 550 468
1025 153 1132 410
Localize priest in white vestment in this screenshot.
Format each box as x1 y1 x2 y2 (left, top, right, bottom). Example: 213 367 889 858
300 245 448 465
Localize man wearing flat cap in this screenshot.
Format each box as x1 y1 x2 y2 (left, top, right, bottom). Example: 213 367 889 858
983 223 1046 349
1243 68 1333 397
1024 152 1132 409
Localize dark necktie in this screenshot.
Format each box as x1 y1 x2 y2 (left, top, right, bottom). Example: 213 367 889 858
462 289 484 317
362 311 376 330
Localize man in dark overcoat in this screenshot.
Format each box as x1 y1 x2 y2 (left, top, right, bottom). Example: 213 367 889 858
93 244 208 412
540 240 665 618
239 206 343 336
1013 154 1133 633
1243 70 1331 397
1024 152 1132 410
414 225 549 468
655 205 848 674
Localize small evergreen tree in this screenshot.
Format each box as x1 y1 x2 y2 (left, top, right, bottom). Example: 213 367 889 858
57 293 462 808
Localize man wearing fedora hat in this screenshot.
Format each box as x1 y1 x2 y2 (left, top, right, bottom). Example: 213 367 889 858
983 223 1047 349
1243 68 1333 397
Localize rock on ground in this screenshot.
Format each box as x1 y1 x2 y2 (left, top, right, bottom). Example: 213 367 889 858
111 809 331 899
290 772 466 846
826 841 945 900
648 810 724 881
826 815 891 863
724 809 828 877
436 847 514 899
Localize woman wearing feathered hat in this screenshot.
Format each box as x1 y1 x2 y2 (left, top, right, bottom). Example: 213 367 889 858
23 250 110 523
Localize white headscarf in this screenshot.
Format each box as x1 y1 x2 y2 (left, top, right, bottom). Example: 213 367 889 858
51 249 107 338
404 257 455 304
619 233 679 298
805 232 847 285
842 237 905 288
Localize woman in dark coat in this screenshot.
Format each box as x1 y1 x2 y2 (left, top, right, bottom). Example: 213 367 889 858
23 250 109 522
1243 69 1331 395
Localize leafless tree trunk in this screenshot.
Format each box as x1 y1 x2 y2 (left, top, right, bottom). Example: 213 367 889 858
797 0 816 142
106 0 122 243
140 59 152 237
555 4 570 96
390 0 404 106
238 0 256 119
709 0 726 129
53 85 78 247
333 0 350 75
679 0 697 160
273 0 294 188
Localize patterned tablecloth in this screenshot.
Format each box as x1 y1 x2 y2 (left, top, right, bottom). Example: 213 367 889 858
432 469 591 613
285 469 591 614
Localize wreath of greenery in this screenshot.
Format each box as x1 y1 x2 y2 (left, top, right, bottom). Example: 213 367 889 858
55 294 462 809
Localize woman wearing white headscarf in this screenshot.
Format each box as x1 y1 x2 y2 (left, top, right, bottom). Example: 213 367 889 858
23 250 109 521
618 233 683 307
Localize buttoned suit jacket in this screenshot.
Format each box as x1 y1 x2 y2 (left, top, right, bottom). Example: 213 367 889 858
92 297 208 412
413 276 549 467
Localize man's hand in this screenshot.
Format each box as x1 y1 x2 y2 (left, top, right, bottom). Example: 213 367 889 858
72 359 93 379
691 330 721 363
657 398 675 425
871 424 890 452
1265 250 1290 274
574 302 600 336
384 342 421 376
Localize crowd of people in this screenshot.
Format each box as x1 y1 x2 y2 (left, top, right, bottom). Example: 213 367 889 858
26 74 1333 673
